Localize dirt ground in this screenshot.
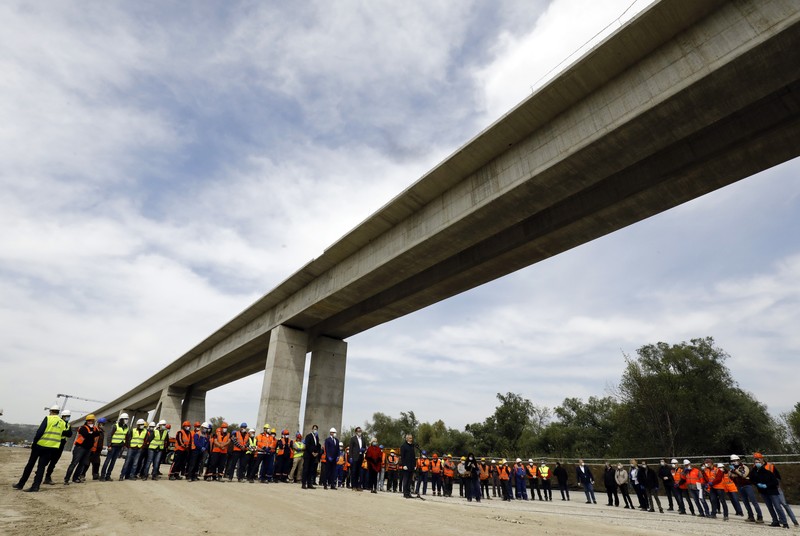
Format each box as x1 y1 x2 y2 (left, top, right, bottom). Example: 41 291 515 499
1 447 796 535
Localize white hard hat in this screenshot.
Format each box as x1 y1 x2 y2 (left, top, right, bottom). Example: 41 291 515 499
516 458 522 463
158 419 167 426
50 404 60 411
200 421 208 428
716 463 724 468
120 413 129 420
136 418 146 425
329 427 336 433
149 421 156 427
528 459 533 463
249 428 255 433
730 454 740 461
339 442 344 447
683 459 690 465
671 458 678 464
61 409 71 416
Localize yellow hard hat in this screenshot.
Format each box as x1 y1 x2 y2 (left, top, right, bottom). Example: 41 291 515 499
85 414 96 421
460 456 466 461
263 424 269 429
270 428 276 433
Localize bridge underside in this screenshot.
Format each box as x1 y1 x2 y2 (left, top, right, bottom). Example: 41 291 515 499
79 0 800 436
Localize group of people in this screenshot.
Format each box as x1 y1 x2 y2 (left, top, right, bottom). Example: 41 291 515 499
10 407 799 530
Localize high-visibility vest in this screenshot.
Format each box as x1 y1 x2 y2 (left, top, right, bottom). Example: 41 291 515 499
722 473 737 493
149 429 168 450
526 465 537 479
673 468 686 489
417 459 430 472
386 454 398 471
337 452 346 466
266 435 277 451
276 438 292 456
430 459 442 474
37 415 67 449
685 468 701 486
539 465 550 479
443 461 455 478
73 424 92 447
256 432 270 450
111 424 128 445
764 462 776 473
479 464 490 480
293 441 306 459
175 430 191 451
129 428 147 448
498 466 510 480
232 430 249 452
212 431 230 453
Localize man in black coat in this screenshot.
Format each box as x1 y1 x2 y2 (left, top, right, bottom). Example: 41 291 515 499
639 461 664 513
301 424 321 489
348 426 366 491
323 428 340 489
400 434 416 498
658 459 675 511
575 459 596 504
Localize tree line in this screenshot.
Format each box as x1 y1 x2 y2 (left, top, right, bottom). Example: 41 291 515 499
347 337 800 459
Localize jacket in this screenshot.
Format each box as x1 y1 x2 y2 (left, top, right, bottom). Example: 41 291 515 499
575 464 594 485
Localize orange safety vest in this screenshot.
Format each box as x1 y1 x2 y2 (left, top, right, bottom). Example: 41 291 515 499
73 424 92 447
232 430 249 452
479 464 490 480
526 465 537 479
685 467 702 486
211 430 230 453
498 465 510 481
175 429 191 452
266 435 277 452
417 459 430 472
256 432 270 450
705 467 725 490
386 454 398 471
443 461 455 478
764 462 776 473
430 459 442 474
91 432 102 453
722 473 737 493
673 468 687 490
362 457 368 470
337 452 346 466
276 437 292 456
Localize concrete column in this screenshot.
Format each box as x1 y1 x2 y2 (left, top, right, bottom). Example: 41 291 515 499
154 386 183 427
303 336 347 435
182 387 206 425
256 325 308 433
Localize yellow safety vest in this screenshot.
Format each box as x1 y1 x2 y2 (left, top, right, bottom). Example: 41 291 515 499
540 466 550 479
111 424 128 445
293 441 306 459
149 429 168 449
36 415 67 449
130 428 147 448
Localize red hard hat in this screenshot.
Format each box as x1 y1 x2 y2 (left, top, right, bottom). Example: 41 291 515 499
182 421 190 427
296 433 302 439
282 429 289 435
165 424 171 429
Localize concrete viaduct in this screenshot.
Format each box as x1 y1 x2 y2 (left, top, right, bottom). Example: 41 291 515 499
76 0 800 433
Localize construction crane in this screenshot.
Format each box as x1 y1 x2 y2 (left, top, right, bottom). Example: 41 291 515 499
56 393 107 413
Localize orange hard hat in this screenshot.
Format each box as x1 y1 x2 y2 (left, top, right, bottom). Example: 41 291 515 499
182 421 190 427
433 453 438 458
221 422 229 428
753 452 764 459
194 421 201 428
282 429 289 435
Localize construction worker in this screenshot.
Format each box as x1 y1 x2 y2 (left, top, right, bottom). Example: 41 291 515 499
497 459 511 501
751 452 789 528
289 432 305 483
762 453 798 527
187 422 209 481
120 418 148 480
442 454 455 497
101 412 128 481
513 458 528 500
490 459 500 498
386 449 399 492
720 463 744 517
206 422 230 481
64 413 99 484
226 423 250 481
415 451 430 495
429 453 442 496
142 420 169 480
672 458 694 515
274 429 293 482
525 459 542 501
479 458 491 499
703 459 727 519
265 428 278 482
730 454 762 522
134 421 156 478
252 424 271 483
683 459 709 517
43 409 73 485
169 420 192 480
13 405 70 492
79 417 106 481
540 460 553 501
336 442 346 487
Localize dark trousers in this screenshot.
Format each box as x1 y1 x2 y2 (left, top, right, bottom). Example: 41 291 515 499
738 484 763 519
430 473 442 494
226 451 244 479
350 456 364 488
480 478 490 498
415 471 428 494
619 483 634 507
606 483 619 505
101 444 123 479
275 454 291 481
169 449 188 478
206 451 227 478
301 455 317 485
368 469 378 491
662 482 675 509
709 487 728 517
542 479 552 500
444 475 453 497
325 461 338 488
559 481 570 500
64 446 91 482
187 449 204 480
678 488 695 514
530 478 543 500
402 468 414 497
386 470 398 491
121 447 143 479
16 445 55 490
45 445 65 480
760 492 788 526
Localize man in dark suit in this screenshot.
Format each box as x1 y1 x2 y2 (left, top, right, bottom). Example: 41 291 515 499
323 428 340 489
575 459 596 504
400 434 416 498
348 426 366 491
301 424 320 489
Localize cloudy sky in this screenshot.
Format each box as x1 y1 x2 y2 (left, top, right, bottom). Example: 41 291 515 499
2 0 798 432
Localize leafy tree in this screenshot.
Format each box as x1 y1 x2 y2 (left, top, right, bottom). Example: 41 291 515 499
208 416 237 431
467 392 547 456
537 396 619 458
616 337 780 456
780 402 800 450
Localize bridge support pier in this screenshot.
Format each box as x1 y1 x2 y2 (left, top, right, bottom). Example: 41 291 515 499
303 336 347 435
154 386 184 427
182 387 206 425
256 325 308 432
